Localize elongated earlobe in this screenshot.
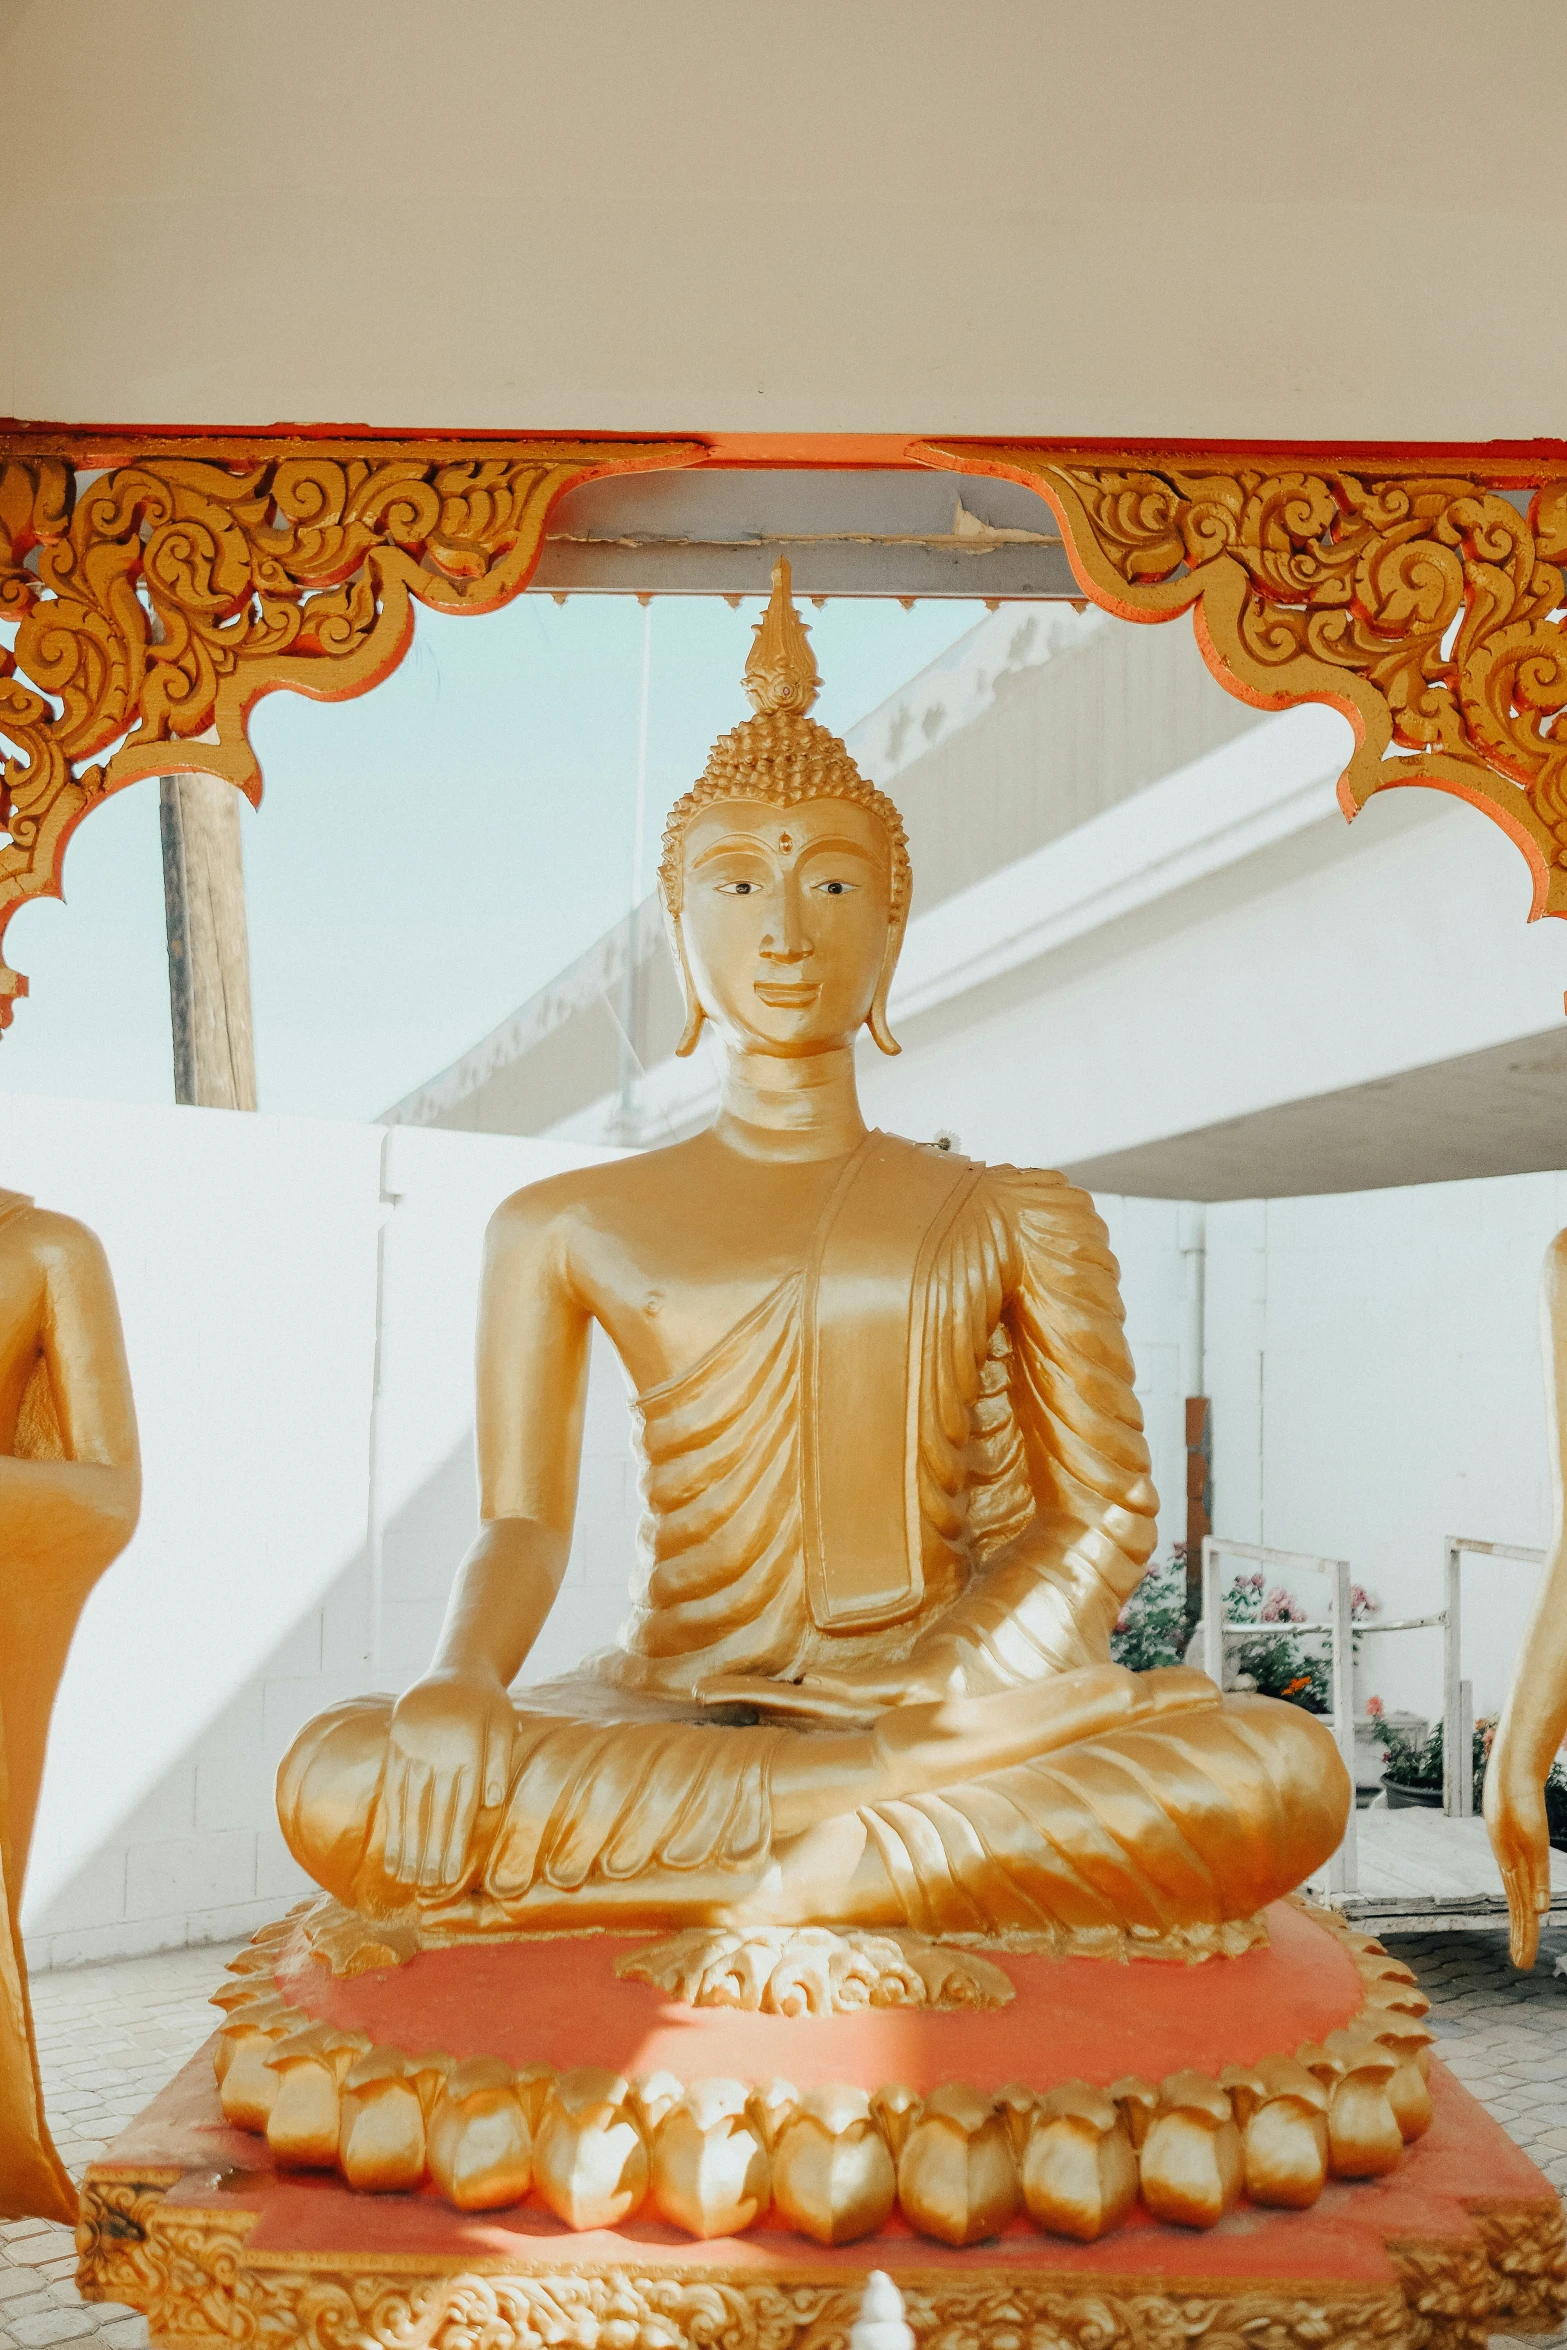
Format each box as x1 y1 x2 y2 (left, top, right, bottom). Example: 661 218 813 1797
867 993 901 1056
670 917 707 1058
676 997 706 1057
867 929 903 1056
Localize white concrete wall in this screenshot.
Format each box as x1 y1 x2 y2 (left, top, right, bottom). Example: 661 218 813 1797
1204 1175 1567 1728
854 727 1567 1177
9 1098 639 1970
5 1 1564 439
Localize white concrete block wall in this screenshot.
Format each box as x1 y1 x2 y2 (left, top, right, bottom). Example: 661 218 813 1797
11 1099 637 1970
371 1123 636 1696
8 1098 382 1966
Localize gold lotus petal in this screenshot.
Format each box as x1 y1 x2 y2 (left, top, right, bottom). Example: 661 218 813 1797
338 2063 426 2193
771 2090 896 2247
427 2061 532 2212
745 2079 798 2152
896 2089 1019 2248
1107 2074 1159 2150
1138 2108 1243 2230
1327 2071 1405 2178
1021 2098 1136 2242
534 2078 649 2231
265 2053 343 2169
1242 2096 1330 2209
651 2095 770 2239
216 2029 285 2131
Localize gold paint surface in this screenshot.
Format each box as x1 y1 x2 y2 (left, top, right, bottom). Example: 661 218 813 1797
1486 1223 1567 1965
207 1899 1442 2231
0 1189 140 2222
933 446 1567 922
0 441 698 1022
70 2158 1567 2350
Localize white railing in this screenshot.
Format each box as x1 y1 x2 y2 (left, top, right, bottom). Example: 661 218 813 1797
1203 1531 1550 1898
1201 1537 1359 1894
1439 1536 1545 1817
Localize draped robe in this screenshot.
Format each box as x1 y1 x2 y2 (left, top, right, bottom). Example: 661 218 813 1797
279 1143 1347 1946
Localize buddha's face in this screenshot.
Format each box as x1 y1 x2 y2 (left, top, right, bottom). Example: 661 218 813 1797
678 797 897 1056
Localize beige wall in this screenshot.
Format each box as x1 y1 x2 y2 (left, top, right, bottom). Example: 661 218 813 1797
4 0 1564 441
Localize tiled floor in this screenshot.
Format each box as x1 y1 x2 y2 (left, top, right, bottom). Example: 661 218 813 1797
2 1924 1565 2349
0 1942 242 2348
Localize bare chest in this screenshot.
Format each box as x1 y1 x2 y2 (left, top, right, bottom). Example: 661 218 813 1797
571 1159 846 1394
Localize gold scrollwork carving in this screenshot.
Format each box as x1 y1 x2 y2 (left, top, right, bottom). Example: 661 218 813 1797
930 448 1567 922
79 2153 1564 2350
1466 2198 1567 2333
72 2170 182 2313
80 2184 1430 2350
0 439 698 1025
10 436 1567 1025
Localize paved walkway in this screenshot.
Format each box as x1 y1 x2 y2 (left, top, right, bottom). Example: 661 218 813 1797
2 1924 1565 2348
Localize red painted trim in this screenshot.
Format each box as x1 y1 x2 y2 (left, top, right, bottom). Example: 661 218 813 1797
2 422 1566 482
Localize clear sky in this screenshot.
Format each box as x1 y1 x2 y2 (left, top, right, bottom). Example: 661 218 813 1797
0 595 982 1122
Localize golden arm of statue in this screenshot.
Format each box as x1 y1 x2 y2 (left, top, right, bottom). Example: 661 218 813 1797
1485 1226 1567 1968
375 1191 590 1896
699 1502 1192 1729
1 1209 141 1877
1 1201 139 2225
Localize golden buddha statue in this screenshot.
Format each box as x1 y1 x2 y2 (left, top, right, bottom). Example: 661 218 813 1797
280 564 1349 1948
1 1189 141 2222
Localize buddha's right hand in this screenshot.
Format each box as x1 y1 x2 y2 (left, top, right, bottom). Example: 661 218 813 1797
379 1668 516 1894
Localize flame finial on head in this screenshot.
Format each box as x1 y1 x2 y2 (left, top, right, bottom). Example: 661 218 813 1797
743 557 820 718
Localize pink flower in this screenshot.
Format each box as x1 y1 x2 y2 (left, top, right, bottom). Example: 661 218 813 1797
1366 1695 1385 1719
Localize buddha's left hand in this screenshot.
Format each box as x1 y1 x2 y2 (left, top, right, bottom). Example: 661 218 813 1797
699 1657 1219 1734
697 1659 962 1725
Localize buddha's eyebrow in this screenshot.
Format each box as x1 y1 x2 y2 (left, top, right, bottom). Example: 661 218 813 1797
690 832 879 870
690 835 774 868
795 836 876 862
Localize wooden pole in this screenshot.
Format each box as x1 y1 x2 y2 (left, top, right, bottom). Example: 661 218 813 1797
158 773 257 1110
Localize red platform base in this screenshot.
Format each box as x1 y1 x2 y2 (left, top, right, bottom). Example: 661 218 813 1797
79 2043 1564 2350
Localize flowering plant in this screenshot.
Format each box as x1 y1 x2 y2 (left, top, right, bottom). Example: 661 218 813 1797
1110 1553 1190 1672
1219 1572 1377 1715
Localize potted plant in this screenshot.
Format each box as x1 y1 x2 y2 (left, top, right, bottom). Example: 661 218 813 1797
1381 1718 1498 1811
1379 1719 1443 1809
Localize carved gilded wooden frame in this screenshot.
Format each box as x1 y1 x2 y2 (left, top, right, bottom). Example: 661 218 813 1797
3 428 1565 1030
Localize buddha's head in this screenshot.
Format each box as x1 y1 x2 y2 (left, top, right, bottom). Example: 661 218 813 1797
659 562 910 1061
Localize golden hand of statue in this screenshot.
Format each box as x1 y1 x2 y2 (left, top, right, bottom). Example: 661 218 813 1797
1483 1733 1553 1970
697 1659 965 1727
700 1660 1221 1737
379 1669 515 1893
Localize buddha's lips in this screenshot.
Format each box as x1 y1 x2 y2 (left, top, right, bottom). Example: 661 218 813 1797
754 981 819 1007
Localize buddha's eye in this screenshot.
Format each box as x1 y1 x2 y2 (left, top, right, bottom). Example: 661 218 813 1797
815 879 855 896
716 880 758 895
